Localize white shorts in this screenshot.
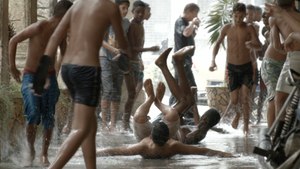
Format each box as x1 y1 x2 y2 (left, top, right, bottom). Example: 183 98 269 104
276 51 300 94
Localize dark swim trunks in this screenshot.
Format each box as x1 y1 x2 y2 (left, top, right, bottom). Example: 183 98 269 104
227 62 253 92
61 64 101 107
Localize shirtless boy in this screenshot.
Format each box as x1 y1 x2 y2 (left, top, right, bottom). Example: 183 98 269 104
209 2 261 135
32 0 128 168
261 11 287 127
123 0 159 131
8 0 72 167
100 0 131 131
96 46 233 158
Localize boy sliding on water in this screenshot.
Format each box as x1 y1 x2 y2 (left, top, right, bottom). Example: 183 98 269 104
8 0 72 167
32 0 129 168
209 3 261 136
96 46 232 158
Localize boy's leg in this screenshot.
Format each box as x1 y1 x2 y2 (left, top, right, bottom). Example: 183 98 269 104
100 99 110 130
25 124 37 166
48 104 97 169
154 82 176 118
241 85 251 135
134 79 154 123
230 90 241 129
133 79 155 140
172 46 195 114
110 101 119 131
41 129 52 167
155 48 181 99
123 73 136 131
191 86 200 125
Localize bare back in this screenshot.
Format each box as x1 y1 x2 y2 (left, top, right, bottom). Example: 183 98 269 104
60 0 127 66
25 21 58 71
224 23 256 65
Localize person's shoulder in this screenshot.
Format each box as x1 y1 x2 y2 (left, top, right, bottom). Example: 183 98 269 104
29 20 49 32
221 23 232 31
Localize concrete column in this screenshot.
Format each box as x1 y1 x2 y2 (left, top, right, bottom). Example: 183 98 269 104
24 0 37 26
0 0 9 85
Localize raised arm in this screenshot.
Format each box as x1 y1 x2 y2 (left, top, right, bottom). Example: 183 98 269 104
96 143 145 157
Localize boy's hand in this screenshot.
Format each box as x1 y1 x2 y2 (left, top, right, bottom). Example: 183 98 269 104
32 55 52 95
209 61 217 72
192 17 200 28
10 67 21 83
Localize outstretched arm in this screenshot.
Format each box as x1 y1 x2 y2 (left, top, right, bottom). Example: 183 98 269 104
173 142 234 158
96 143 145 157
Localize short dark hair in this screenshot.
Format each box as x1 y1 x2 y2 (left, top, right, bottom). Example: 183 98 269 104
246 4 255 11
255 6 262 14
183 3 200 13
115 0 130 6
151 122 169 146
276 0 294 9
233 3 246 13
53 0 73 17
132 0 147 11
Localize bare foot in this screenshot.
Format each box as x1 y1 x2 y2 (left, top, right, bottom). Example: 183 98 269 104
243 124 249 136
62 123 71 134
155 82 166 102
40 155 50 167
24 149 35 167
172 45 194 62
144 79 155 101
155 47 172 68
231 113 240 129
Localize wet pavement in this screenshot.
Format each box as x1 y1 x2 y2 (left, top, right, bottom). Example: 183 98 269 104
0 106 272 169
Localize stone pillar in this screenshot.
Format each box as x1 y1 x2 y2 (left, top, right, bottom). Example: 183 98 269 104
24 0 37 26
0 0 9 85
49 0 58 17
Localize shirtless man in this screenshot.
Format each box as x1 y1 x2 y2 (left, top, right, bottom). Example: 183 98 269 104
123 0 159 131
209 2 261 135
8 0 72 167
264 0 300 133
96 46 232 158
32 0 129 168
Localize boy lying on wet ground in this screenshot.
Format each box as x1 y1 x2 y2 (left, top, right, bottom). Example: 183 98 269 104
96 46 235 158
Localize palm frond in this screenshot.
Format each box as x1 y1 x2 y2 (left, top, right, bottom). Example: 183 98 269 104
205 0 238 47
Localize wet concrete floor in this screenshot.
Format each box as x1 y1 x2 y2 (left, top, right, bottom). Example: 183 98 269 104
0 106 272 169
